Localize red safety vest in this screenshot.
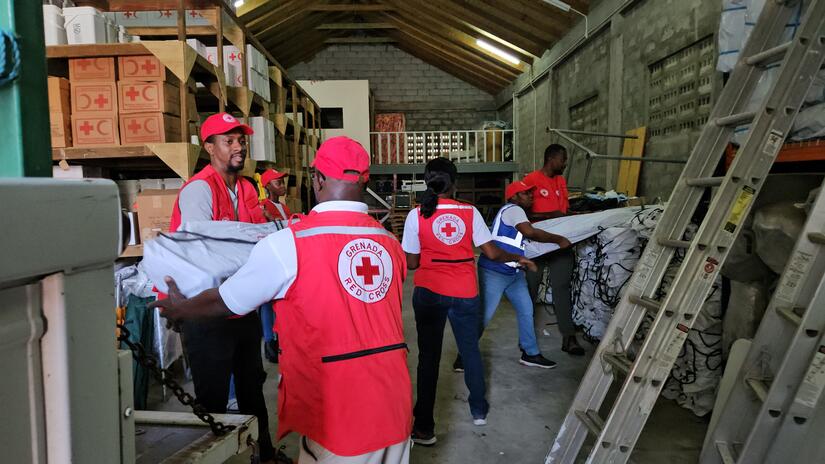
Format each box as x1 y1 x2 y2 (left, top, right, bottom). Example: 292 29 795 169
169 164 265 232
414 199 478 298
274 209 412 456
262 198 292 221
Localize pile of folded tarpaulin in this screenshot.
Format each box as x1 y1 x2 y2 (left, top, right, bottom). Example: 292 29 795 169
529 206 723 416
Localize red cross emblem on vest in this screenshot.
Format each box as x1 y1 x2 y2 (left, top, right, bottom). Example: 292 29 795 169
338 238 394 303
432 213 466 245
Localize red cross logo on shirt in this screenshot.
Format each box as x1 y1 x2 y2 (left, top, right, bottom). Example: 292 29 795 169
78 122 93 135
355 256 380 285
127 120 142 133
94 94 109 108
141 60 157 74
125 87 140 101
441 222 457 237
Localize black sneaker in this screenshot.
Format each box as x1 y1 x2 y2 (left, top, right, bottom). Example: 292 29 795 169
265 339 279 364
453 355 464 373
519 352 557 369
411 429 437 446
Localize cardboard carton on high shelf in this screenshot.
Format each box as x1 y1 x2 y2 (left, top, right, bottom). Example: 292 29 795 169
69 57 115 81
117 81 180 115
135 189 178 242
72 113 120 146
50 111 72 148
48 77 71 114
119 112 181 145
118 55 173 82
71 81 118 114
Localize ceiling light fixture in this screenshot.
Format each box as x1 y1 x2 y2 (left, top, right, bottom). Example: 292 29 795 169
542 0 589 38
476 39 521 65
234 0 245 8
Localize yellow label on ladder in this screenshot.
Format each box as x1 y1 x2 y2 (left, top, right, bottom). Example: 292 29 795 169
724 185 756 233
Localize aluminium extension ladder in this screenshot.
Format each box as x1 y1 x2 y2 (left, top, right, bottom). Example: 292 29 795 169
700 181 825 463
545 1 825 463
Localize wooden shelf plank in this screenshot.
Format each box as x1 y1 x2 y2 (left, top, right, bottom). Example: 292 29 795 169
120 244 143 259
125 26 219 37
52 143 203 179
106 0 221 10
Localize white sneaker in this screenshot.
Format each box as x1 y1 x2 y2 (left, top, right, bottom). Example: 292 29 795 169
473 417 487 426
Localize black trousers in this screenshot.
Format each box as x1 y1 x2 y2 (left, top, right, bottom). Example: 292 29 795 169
181 313 275 461
525 247 577 337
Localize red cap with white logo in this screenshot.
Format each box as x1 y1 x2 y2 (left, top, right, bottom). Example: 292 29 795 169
200 112 253 142
261 168 287 186
312 136 370 183
505 180 534 200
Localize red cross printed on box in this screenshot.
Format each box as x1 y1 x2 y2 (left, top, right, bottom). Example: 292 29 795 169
189 10 199 18
141 60 157 74
94 94 109 109
124 11 135 18
125 87 140 101
355 256 380 286
229 52 238 61
127 120 142 133
441 222 457 237
77 59 92 70
79 122 93 135
161 10 172 17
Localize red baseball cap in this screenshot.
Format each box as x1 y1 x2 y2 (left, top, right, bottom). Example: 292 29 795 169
260 168 287 186
200 112 253 142
311 136 370 182
506 180 534 200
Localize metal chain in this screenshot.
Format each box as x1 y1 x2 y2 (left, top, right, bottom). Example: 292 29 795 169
117 323 235 436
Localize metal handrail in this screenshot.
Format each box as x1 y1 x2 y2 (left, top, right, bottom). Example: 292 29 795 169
369 129 515 165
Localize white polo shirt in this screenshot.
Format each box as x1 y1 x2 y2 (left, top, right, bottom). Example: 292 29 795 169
218 201 369 315
401 204 494 253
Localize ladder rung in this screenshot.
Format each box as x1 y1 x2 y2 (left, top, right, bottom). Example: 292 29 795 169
715 111 757 127
574 409 605 437
745 378 770 402
685 176 724 188
745 41 793 66
657 238 691 249
629 294 662 315
603 352 633 376
808 232 825 245
716 441 738 464
776 306 803 326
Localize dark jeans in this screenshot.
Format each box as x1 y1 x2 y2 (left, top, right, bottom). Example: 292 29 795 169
412 286 489 434
525 247 576 337
181 313 275 461
260 302 276 342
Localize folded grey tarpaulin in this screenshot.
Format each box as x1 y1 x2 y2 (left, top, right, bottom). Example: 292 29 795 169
143 219 290 298
525 206 662 258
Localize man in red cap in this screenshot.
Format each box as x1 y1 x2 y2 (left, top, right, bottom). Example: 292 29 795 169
477 181 571 369
259 168 292 222
167 112 276 463
151 136 413 463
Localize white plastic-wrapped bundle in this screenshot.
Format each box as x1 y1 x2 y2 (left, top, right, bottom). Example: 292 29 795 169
791 101 825 141
143 220 288 297
717 0 748 73
753 201 807 274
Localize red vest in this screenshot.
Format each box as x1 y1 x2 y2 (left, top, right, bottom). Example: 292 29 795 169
169 164 265 232
273 209 412 456
262 198 292 221
414 199 478 298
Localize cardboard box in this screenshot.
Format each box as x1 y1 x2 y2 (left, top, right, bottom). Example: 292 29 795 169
119 112 181 145
144 10 177 27
50 111 72 148
114 11 148 27
223 46 244 87
72 113 120 146
69 57 115 81
118 81 180 115
186 38 207 58
48 77 71 114
71 81 118 114
135 189 178 241
52 165 103 179
118 55 169 81
184 10 211 27
63 6 106 44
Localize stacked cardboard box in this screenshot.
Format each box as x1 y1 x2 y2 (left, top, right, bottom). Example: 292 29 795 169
48 77 72 147
249 116 277 162
246 44 271 101
69 57 120 147
117 55 182 145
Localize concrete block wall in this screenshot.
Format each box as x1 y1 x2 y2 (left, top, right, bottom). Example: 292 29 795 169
502 0 723 199
288 44 499 131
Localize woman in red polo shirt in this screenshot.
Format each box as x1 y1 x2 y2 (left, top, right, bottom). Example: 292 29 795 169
523 144 584 356
402 157 535 446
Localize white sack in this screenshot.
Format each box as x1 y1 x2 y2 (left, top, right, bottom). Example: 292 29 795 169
143 220 287 297
753 201 807 274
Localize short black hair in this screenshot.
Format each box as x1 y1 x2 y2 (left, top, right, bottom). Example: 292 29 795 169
544 144 567 163
204 135 216 144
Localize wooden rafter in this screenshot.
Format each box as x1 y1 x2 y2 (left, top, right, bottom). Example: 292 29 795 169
316 22 396 30
247 0 322 32
381 7 526 72
382 13 519 80
470 0 568 40
262 11 344 50
325 37 397 44
309 4 395 12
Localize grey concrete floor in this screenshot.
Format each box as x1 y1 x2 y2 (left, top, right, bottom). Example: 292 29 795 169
150 272 708 463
